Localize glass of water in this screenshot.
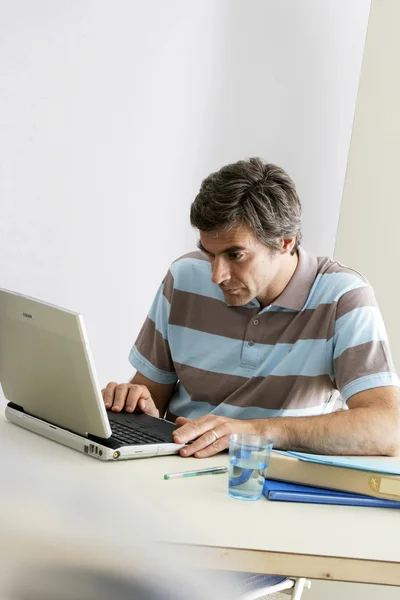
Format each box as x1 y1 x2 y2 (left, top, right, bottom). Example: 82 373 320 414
228 433 273 501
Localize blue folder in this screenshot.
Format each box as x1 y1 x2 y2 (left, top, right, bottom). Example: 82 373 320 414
263 478 400 508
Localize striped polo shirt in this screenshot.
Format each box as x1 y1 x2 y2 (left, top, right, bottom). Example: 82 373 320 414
129 247 399 420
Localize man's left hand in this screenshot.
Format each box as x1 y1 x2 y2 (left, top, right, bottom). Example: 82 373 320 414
172 414 257 458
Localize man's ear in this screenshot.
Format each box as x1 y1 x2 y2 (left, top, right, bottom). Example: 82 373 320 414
280 237 297 255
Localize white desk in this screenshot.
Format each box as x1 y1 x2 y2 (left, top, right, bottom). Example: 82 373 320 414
1 414 399 587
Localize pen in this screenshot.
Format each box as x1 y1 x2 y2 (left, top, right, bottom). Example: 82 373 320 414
164 466 228 480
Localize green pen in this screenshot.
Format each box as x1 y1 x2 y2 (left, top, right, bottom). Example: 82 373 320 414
164 466 228 480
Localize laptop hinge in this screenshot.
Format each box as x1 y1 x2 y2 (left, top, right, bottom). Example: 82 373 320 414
7 401 25 417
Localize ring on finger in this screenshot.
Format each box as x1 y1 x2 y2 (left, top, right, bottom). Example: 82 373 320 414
210 429 219 442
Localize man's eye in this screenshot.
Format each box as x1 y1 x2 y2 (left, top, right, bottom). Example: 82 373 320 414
229 253 244 260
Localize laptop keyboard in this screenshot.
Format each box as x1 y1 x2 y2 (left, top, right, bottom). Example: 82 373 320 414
110 419 168 446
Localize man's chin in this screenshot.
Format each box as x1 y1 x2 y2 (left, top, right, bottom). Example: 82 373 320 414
223 290 251 306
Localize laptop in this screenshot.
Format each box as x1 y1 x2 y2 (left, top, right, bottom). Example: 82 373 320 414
0 288 185 460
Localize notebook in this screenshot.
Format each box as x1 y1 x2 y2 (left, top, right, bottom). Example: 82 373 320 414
263 478 400 508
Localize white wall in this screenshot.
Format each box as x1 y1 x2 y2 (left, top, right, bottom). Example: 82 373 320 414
0 0 370 388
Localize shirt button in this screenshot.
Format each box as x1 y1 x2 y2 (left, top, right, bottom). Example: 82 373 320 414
248 341 255 347
253 319 259 326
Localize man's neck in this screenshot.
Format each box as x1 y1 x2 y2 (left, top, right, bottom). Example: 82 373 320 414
258 251 299 308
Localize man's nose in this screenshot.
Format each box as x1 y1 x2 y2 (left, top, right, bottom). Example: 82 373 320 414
211 257 230 285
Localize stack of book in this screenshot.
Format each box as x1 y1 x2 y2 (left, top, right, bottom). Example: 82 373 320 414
263 451 400 508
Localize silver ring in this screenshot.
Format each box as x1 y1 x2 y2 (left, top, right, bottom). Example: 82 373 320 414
210 429 219 442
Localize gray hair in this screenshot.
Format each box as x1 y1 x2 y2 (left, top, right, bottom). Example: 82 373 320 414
190 158 302 254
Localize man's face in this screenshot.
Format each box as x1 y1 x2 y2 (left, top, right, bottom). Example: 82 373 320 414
199 225 283 307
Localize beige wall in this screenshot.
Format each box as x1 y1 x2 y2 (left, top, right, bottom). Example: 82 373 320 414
335 0 400 372
330 2 400 596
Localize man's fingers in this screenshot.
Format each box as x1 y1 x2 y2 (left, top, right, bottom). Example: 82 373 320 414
179 426 227 456
102 382 159 416
125 386 143 413
111 384 130 412
175 416 190 425
173 415 219 444
102 382 118 409
133 386 160 417
193 436 230 458
137 396 159 418
179 432 229 458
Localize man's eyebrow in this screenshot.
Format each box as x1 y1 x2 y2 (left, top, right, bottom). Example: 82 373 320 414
197 241 247 255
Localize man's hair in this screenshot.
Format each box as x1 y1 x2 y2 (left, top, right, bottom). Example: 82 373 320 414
190 157 302 254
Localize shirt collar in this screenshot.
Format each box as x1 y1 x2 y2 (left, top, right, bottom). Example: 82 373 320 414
271 246 318 311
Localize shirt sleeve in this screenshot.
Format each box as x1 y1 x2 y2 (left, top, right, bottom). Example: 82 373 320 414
128 271 178 384
333 284 399 401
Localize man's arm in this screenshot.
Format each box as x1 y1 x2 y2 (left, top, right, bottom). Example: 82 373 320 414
252 386 400 456
173 386 400 458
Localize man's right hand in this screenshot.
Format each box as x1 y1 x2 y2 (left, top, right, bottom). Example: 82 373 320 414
101 382 160 418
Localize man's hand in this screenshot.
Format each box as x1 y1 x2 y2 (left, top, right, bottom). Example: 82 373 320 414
101 382 160 417
172 414 257 458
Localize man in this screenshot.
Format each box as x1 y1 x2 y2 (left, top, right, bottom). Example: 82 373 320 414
102 158 400 457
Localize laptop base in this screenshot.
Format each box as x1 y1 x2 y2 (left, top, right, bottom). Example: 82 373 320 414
5 403 184 461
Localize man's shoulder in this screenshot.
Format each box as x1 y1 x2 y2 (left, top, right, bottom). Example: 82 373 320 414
171 250 210 266
165 250 213 293
163 250 223 302
305 254 372 308
316 256 369 283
